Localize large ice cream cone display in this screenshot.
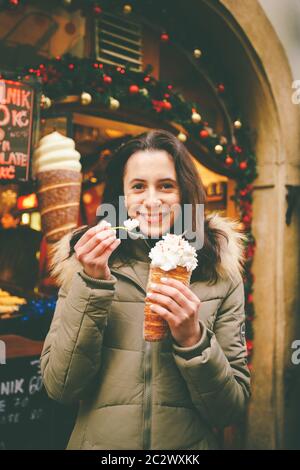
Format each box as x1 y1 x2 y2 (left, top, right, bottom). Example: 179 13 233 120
33 132 82 243
144 233 198 342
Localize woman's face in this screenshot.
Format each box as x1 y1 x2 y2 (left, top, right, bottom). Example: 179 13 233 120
123 150 181 238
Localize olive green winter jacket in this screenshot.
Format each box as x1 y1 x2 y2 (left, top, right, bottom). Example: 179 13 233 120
40 213 251 450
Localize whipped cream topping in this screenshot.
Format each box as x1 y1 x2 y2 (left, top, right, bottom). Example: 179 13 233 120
149 233 198 272
123 218 140 231
33 131 82 174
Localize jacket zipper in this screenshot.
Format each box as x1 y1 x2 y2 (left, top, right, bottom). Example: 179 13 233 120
143 340 152 450
110 268 153 449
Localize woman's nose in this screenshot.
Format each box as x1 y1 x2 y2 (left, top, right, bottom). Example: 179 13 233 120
143 188 162 209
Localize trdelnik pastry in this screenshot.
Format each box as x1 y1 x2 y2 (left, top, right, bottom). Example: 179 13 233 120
144 233 198 342
33 131 82 244
148 233 198 272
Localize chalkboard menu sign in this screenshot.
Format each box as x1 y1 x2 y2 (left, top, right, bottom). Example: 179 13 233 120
0 78 36 182
0 351 78 450
0 355 52 449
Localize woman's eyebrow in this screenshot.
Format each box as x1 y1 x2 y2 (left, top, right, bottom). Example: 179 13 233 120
130 177 177 184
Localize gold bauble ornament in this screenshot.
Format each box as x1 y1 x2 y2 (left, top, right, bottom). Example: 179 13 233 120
123 4 132 14
81 92 92 105
177 132 187 143
41 95 52 109
191 112 201 123
140 88 149 97
214 144 223 154
193 48 202 59
109 97 120 110
234 120 242 129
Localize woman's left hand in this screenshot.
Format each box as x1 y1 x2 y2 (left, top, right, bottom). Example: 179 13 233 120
146 277 202 347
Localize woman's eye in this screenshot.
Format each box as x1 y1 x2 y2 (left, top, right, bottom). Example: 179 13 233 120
132 183 174 190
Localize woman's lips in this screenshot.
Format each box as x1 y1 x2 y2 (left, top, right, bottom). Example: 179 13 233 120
138 212 169 224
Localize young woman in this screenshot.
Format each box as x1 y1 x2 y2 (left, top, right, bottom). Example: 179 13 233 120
41 129 251 450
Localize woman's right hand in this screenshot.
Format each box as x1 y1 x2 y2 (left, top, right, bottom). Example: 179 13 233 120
74 220 121 280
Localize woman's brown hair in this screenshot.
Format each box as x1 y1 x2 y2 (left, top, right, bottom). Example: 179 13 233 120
69 129 228 284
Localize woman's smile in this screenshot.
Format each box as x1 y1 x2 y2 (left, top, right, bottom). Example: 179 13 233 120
137 211 169 224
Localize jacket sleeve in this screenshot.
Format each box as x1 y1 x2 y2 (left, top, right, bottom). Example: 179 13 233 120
40 268 117 405
171 274 251 429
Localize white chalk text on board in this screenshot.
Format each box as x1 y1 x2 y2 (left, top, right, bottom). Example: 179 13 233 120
0 359 45 426
0 79 35 181
0 340 6 365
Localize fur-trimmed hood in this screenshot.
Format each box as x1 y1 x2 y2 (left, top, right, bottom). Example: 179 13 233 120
49 212 248 291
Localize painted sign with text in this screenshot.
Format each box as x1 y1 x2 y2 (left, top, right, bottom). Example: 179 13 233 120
0 79 35 181
0 355 52 449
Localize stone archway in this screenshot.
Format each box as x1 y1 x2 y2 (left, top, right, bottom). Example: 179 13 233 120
192 0 300 449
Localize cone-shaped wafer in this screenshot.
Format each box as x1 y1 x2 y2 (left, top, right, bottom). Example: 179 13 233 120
144 265 192 342
33 131 82 243
37 169 82 243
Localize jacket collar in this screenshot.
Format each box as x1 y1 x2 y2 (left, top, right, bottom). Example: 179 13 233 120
49 212 247 292
125 237 156 263
109 238 152 293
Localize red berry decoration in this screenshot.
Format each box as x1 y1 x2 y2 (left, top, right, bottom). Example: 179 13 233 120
103 75 112 84
68 63 75 70
160 32 169 42
163 101 172 110
239 161 248 170
199 129 209 139
94 5 102 15
129 84 139 94
225 156 234 166
243 214 251 224
152 100 162 112
217 83 225 93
